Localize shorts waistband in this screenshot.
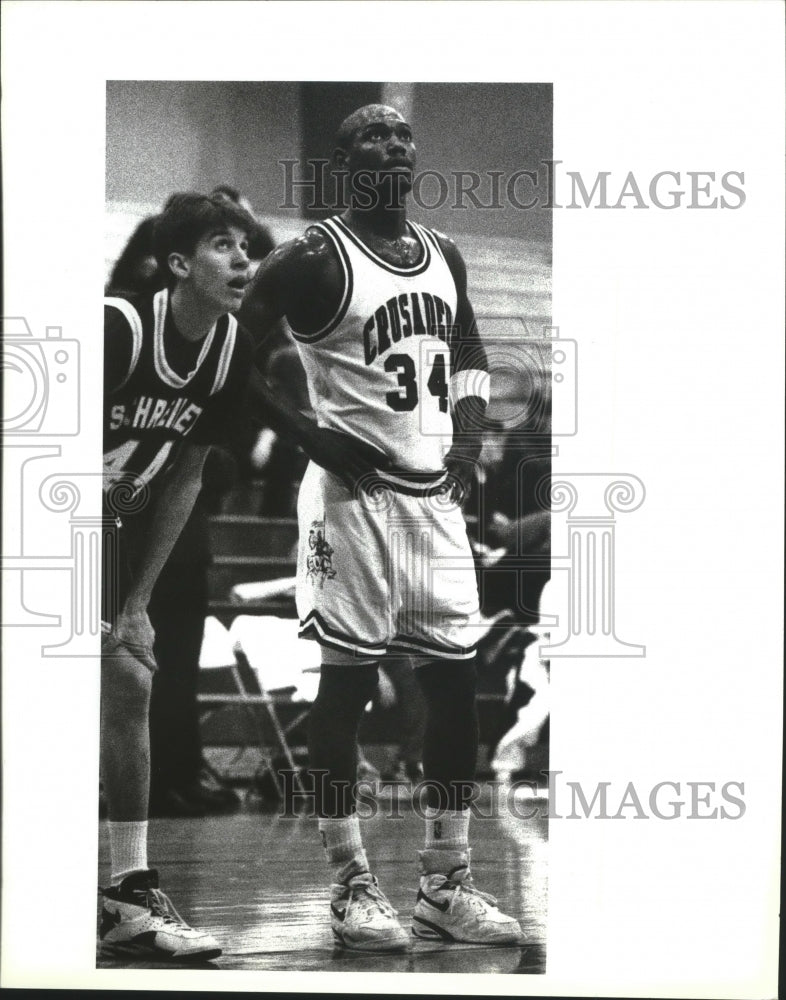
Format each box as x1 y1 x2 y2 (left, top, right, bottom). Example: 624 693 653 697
369 468 449 497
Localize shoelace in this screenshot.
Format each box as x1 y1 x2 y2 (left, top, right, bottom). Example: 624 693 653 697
441 877 499 914
144 888 191 928
344 879 399 921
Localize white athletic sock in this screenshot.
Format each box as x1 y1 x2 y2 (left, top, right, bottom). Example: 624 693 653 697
108 820 149 885
319 814 369 884
418 806 471 876
420 807 472 875
424 806 471 851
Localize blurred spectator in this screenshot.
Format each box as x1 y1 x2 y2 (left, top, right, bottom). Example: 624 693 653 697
489 651 550 786
468 406 551 782
470 407 551 630
106 215 163 296
246 344 311 516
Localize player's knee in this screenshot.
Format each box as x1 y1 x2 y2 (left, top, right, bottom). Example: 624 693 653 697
416 658 477 712
101 650 153 719
316 658 379 713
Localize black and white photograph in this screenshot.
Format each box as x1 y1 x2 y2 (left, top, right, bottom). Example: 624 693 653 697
1 2 783 995
98 78 552 974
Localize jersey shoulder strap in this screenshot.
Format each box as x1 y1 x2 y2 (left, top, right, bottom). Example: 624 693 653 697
104 294 145 391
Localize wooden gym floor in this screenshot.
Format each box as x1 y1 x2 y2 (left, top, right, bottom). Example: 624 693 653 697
97 786 548 975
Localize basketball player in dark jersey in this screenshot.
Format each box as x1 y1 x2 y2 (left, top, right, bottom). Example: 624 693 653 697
240 106 524 951
99 192 383 960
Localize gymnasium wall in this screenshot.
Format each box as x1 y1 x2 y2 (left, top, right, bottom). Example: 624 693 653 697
407 83 552 244
106 81 552 244
106 81 302 220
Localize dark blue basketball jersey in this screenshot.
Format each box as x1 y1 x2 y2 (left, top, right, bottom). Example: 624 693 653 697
103 287 252 499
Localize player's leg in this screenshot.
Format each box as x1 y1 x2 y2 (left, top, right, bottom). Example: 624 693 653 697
98 516 221 962
100 523 155 864
393 493 481 813
101 643 153 825
409 656 524 946
415 656 478 874
416 657 479 811
308 652 379 825
383 657 426 785
399 494 524 945
308 650 408 952
296 463 407 950
98 641 221 961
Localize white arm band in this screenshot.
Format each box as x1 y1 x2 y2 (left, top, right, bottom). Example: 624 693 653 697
449 369 490 407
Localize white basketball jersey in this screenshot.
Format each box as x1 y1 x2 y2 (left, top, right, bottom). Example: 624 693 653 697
292 215 458 473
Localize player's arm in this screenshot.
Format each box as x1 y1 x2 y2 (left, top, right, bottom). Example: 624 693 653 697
238 228 344 345
108 442 210 668
437 235 490 502
238 234 391 487
244 366 390 487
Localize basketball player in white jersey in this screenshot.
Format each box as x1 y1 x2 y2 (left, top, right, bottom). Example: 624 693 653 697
240 105 525 951
100 193 384 961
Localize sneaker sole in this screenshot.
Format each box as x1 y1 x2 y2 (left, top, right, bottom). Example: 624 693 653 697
332 928 409 953
99 940 222 961
412 914 524 946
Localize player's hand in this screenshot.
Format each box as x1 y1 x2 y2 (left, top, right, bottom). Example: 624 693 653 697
103 607 157 671
444 453 477 508
488 511 516 547
304 428 391 492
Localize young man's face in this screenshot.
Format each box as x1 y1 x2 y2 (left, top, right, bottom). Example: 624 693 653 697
180 225 250 313
343 113 417 198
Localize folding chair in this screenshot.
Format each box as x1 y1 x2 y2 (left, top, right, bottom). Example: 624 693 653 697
198 615 313 798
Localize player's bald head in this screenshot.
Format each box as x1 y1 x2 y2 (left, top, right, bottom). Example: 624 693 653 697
335 104 406 150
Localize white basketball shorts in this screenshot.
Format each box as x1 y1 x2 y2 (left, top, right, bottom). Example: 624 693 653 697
296 462 480 660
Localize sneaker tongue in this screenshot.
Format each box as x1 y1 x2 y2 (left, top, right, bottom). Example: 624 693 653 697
419 847 471 876
347 872 375 888
120 868 159 892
